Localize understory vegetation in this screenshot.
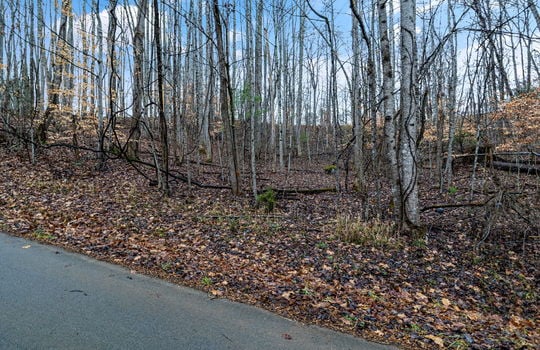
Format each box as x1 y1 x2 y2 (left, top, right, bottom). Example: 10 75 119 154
0 136 537 349
1 1 539 348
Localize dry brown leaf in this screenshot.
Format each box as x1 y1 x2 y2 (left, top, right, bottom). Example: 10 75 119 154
281 291 294 300
465 311 482 321
210 289 223 297
425 334 445 347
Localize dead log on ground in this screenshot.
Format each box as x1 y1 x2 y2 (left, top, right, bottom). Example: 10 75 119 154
491 161 540 175
259 187 337 196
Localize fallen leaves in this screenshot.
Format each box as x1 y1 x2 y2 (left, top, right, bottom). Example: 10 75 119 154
0 149 538 350
209 289 223 297
281 291 294 300
440 297 451 307
425 334 445 347
507 314 535 330
464 310 483 321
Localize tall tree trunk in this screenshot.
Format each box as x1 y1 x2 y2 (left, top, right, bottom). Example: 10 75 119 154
254 0 263 157
308 0 340 192
399 0 420 230
153 0 169 195
351 0 378 215
444 0 458 189
93 0 105 168
245 0 257 200
97 0 118 170
378 0 400 218
295 3 306 157
127 0 148 159
350 0 366 216
37 0 71 144
213 0 241 195
349 4 377 167
0 0 4 87
201 0 214 162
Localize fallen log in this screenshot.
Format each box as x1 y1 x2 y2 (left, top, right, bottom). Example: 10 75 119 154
491 161 540 175
273 187 337 195
421 201 487 212
443 153 506 165
258 187 337 196
421 192 502 213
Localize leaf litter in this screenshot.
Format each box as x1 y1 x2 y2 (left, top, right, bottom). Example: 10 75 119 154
0 149 537 349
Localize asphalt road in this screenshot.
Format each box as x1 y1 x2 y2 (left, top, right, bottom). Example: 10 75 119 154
0 232 398 350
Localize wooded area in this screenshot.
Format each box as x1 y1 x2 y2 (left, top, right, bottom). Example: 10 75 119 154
0 0 539 348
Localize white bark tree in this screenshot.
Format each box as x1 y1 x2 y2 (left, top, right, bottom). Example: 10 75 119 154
378 0 400 218
399 0 420 230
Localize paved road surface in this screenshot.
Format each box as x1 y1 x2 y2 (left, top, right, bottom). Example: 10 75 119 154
0 232 398 350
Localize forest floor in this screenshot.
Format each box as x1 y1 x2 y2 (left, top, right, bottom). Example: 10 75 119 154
0 146 538 349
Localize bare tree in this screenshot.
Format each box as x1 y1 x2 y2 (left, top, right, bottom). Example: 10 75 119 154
307 0 341 191
295 2 306 157
91 0 105 168
152 0 170 194
399 0 420 230
213 0 241 195
350 0 377 167
378 0 400 218
127 0 149 159
443 0 458 189
36 0 72 144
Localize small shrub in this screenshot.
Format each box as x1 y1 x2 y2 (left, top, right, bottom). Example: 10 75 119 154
32 227 55 240
153 227 166 238
227 217 240 233
256 189 276 212
448 338 468 350
300 287 313 296
264 221 281 234
335 215 398 248
408 323 423 333
343 314 358 322
316 241 328 249
448 186 458 195
367 290 381 301
323 164 337 174
201 276 213 286
108 144 123 157
412 238 427 248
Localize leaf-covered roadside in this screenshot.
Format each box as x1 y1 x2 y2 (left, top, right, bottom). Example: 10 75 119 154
0 151 537 349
